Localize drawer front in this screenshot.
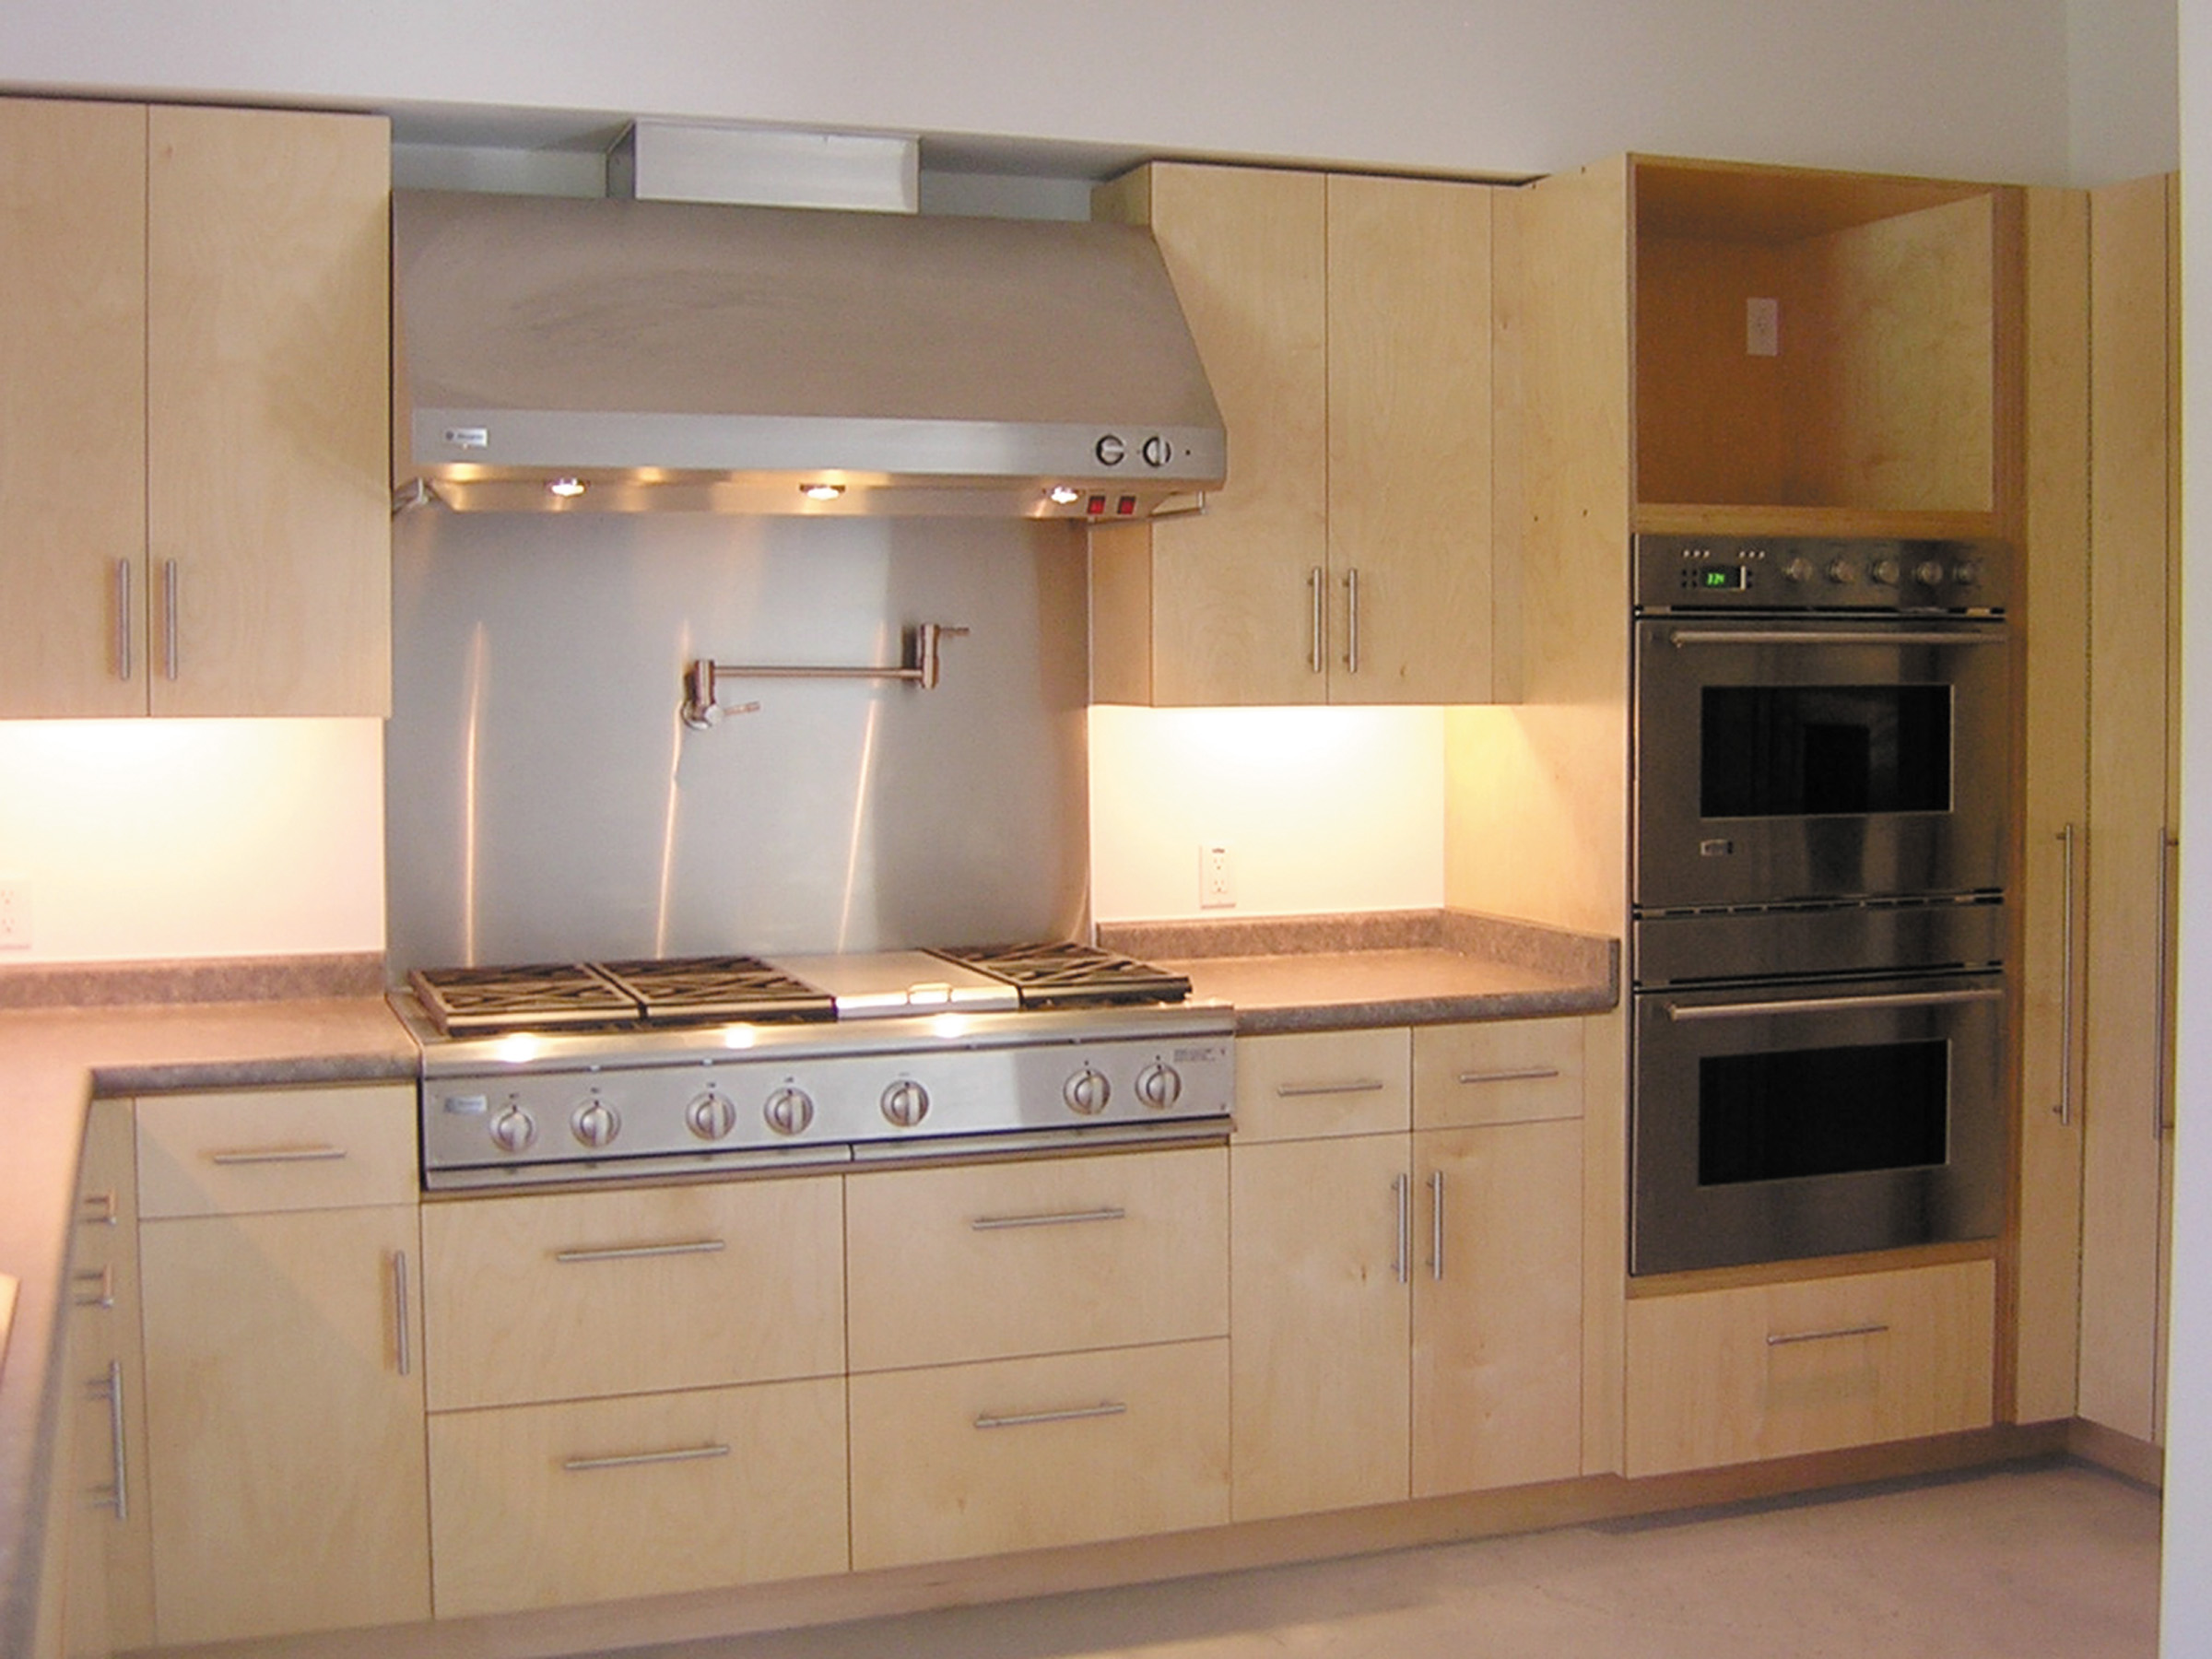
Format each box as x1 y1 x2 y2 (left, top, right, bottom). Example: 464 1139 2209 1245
846 1146 1227 1372
428 1378 848 1618
422 1174 844 1410
1624 1259 1995 1477
137 1085 417 1218
849 1338 1230 1571
1412 1018 1584 1130
1234 1028 1411 1142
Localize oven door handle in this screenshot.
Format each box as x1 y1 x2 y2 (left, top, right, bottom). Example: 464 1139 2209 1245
1664 986 2005 1022
1665 629 2008 649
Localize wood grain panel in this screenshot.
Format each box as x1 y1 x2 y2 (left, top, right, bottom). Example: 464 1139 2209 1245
1413 1119 1583 1494
0 99 147 718
845 1146 1227 1371
849 1340 1230 1570
428 1379 848 1617
1325 174 1495 702
1230 1133 1410 1519
1411 1017 1583 1130
421 1174 845 1410
1623 1260 1995 1477
146 104 389 716
1232 1027 1410 1142
136 1085 417 1218
1633 235 1794 507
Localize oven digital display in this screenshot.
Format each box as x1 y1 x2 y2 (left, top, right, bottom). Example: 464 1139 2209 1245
1692 566 1750 591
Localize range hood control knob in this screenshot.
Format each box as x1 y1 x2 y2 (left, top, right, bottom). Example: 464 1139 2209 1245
1914 559 1947 587
880 1079 930 1128
687 1089 739 1142
571 1100 621 1150
488 1105 537 1155
763 1086 815 1137
1064 1067 1112 1116
1140 434 1172 468
1135 1063 1183 1112
1095 434 1126 467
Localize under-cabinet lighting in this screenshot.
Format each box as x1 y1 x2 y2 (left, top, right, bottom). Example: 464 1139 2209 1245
1047 486 1083 505
801 482 845 501
546 477 587 499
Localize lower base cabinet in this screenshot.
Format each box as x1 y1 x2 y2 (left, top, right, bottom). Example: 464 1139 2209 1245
848 1338 1231 1571
1622 1259 1996 1477
427 1379 849 1618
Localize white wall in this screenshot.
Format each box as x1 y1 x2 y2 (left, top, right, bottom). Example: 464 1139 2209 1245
2068 0 2182 182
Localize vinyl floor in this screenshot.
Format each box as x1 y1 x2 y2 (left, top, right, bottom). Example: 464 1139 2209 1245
619 1459 2159 1659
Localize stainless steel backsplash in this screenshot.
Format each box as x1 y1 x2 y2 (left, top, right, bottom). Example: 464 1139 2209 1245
384 511 1090 975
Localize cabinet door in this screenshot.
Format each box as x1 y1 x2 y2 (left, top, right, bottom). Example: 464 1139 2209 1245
1412 1119 1582 1495
139 1204 429 1644
146 105 390 717
1326 175 1498 703
1230 1133 1410 1519
0 99 146 718
1092 163 1328 706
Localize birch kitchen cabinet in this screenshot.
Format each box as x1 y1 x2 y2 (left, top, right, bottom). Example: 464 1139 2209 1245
1088 162 1508 706
0 96 390 719
1229 1020 1583 1522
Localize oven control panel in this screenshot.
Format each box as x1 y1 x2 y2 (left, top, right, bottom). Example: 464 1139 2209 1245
1635 533 2007 614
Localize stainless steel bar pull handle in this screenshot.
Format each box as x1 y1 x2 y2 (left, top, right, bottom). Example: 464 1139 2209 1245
1767 1322 1890 1347
73 1266 115 1310
1309 566 1326 674
80 1191 118 1228
1393 1172 1412 1285
391 1251 412 1378
1276 1078 1387 1099
1667 628 2007 649
563 1442 732 1474
1428 1170 1445 1282
971 1206 1126 1231
1456 1066 1561 1087
114 559 132 682
975 1401 1127 1431
553 1239 727 1264
1665 986 2005 1022
88 1360 127 1520
2157 828 2180 1138
207 1144 349 1166
161 559 179 682
2055 823 2079 1125
1345 567 1361 674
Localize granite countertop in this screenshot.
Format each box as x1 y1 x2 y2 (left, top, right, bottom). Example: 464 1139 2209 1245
0 967 414 1659
1099 909 1619 1035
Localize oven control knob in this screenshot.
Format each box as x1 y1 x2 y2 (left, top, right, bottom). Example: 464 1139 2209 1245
1780 555 1814 585
1914 558 1947 586
686 1089 738 1142
1135 1063 1183 1112
1952 558 1981 586
1064 1067 1112 1116
1824 559 1858 584
1870 557 1901 586
488 1105 537 1155
763 1086 816 1137
571 1100 621 1150
880 1079 930 1128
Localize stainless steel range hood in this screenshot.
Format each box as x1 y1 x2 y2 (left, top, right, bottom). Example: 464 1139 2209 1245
392 188 1227 517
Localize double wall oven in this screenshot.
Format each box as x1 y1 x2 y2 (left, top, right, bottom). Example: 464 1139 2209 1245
1630 534 2010 1276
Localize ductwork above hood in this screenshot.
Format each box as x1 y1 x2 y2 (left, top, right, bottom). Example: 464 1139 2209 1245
391 188 1227 517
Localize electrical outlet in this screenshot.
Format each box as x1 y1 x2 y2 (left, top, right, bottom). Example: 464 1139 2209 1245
1746 296 1781 357
0 880 29 950
1200 844 1235 910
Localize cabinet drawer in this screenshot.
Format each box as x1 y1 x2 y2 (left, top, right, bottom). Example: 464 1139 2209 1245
849 1338 1230 1570
1624 1259 1995 1477
846 1146 1226 1372
428 1378 848 1618
422 1174 844 1410
137 1085 416 1218
1234 1028 1410 1141
1412 1018 1583 1129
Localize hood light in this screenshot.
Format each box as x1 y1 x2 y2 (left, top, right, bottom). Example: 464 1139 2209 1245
1047 486 1083 506
546 477 587 499
802 482 845 501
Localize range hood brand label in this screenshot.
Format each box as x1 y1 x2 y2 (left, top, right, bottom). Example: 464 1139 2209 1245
443 426 490 450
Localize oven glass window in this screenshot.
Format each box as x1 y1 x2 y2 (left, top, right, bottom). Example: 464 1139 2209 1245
1700 685 1951 818
1698 1039 1949 1186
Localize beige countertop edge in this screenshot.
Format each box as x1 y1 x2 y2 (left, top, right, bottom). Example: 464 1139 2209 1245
0 996 416 1659
1215 978 1619 1035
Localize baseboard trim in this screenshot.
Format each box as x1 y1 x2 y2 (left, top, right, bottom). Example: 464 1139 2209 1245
2066 1418 2164 1489
147 1423 2067 1659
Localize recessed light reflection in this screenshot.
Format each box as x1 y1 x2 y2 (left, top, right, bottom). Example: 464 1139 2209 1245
493 1033 547 1065
546 477 587 499
802 482 845 501
929 1014 973 1041
721 1024 760 1051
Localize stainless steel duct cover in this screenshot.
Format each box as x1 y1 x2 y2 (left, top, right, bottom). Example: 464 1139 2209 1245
391 189 1227 517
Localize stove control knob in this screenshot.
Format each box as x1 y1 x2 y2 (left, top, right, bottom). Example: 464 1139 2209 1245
488 1105 537 1155
1825 559 1859 585
1870 557 1901 586
1952 558 1982 586
1914 558 1947 587
686 1089 739 1142
880 1079 930 1128
1064 1067 1112 1116
1781 556 1815 584
571 1100 621 1150
763 1086 816 1137
1135 1063 1183 1112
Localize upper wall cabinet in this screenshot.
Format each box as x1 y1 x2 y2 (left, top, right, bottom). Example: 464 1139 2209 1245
0 98 391 719
1630 157 2022 539
1089 163 1508 706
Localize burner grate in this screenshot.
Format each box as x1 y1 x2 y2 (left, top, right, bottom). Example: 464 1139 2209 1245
595 957 837 1024
929 942 1192 1008
409 963 638 1034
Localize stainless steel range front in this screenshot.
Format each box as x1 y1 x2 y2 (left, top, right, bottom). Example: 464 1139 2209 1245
397 944 1235 1190
1629 534 2011 1277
